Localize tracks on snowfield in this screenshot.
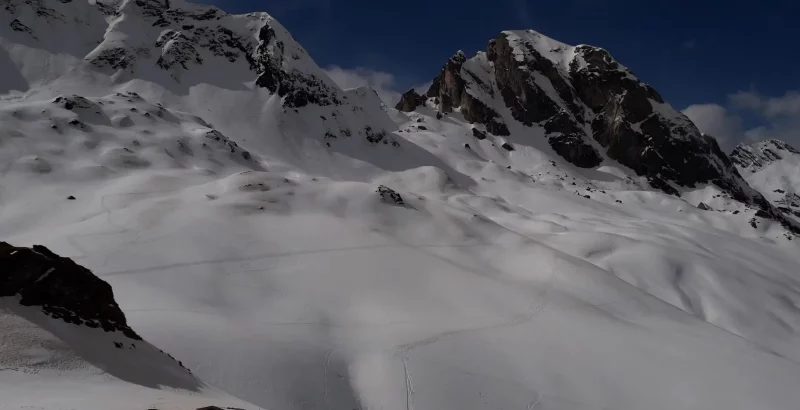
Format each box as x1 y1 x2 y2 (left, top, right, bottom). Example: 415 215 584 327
97 241 510 277
385 230 560 410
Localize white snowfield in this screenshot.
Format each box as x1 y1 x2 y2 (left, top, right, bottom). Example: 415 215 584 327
2 1 800 410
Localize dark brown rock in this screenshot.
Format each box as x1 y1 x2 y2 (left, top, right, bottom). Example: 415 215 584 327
395 89 426 112
492 36 559 126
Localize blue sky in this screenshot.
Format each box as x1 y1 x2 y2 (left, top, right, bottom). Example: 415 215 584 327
199 0 800 148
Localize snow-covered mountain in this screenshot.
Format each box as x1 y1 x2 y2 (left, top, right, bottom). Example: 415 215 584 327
3 2 800 410
732 139 800 219
398 30 797 232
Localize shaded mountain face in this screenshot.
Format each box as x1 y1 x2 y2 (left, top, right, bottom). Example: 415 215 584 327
411 30 797 231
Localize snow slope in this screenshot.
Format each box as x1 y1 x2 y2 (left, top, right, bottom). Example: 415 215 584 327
2 2 800 410
732 139 800 220
0 309 262 410
1 243 262 410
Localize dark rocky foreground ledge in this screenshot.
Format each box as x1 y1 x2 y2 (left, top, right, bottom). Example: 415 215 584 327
0 241 141 340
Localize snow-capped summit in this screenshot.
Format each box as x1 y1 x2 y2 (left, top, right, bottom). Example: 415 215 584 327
0 0 417 179
731 139 800 219
409 28 797 231
731 139 800 171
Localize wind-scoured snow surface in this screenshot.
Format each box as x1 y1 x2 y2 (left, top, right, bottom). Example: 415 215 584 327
2 1 800 410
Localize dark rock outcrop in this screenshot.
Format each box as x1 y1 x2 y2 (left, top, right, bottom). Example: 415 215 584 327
427 51 511 135
89 47 136 71
548 133 602 167
376 185 405 206
0 242 141 340
492 36 564 126
251 23 342 109
395 89 426 112
10 18 35 37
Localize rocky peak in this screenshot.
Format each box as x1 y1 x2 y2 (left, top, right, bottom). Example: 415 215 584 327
419 29 799 233
1 242 141 340
395 88 426 112
426 49 510 136
3 0 400 151
731 139 800 171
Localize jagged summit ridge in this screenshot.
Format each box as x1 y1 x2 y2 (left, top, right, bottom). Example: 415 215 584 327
731 139 800 171
730 139 800 220
0 0 412 173
409 28 799 231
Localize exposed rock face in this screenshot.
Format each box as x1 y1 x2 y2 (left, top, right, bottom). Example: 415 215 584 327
0 242 141 340
428 51 511 136
252 22 342 109
423 30 732 182
731 139 800 171
420 29 799 233
395 89 426 112
548 133 602 168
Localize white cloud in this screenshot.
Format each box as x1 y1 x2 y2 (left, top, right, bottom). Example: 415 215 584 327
684 89 800 148
727 90 800 147
681 103 743 147
741 120 800 145
410 81 433 96
322 66 402 106
322 66 432 107
730 90 800 118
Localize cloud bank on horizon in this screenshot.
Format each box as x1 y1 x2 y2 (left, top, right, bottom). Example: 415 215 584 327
322 66 431 107
683 90 800 150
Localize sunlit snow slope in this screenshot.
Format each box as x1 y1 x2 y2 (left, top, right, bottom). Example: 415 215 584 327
2 1 800 410
732 139 800 222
